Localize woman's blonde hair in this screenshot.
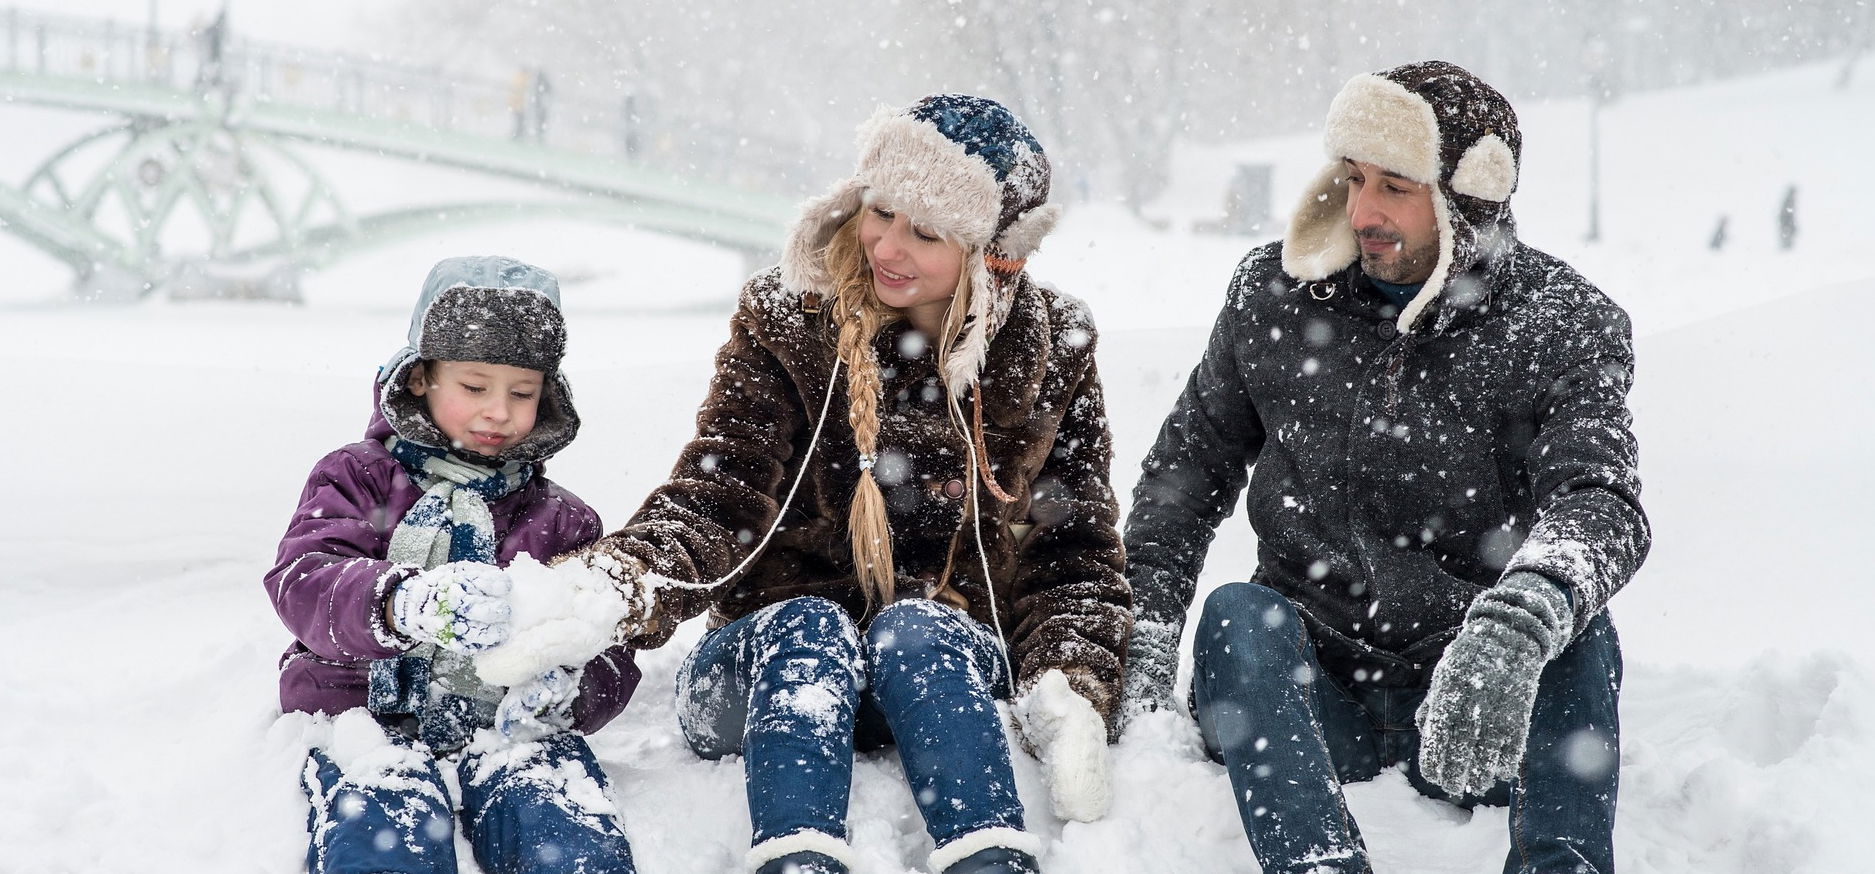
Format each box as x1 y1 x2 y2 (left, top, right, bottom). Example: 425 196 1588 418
821 208 974 610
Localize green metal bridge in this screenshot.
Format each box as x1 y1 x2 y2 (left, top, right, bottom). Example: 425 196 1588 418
0 8 808 300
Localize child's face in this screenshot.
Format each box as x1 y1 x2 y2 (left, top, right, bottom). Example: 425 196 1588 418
407 360 544 456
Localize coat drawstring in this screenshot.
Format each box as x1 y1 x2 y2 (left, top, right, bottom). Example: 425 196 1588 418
705 356 845 588
970 388 1017 504
1382 333 1418 420
950 384 1018 686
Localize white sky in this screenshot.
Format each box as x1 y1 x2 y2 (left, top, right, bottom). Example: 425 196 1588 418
16 0 386 51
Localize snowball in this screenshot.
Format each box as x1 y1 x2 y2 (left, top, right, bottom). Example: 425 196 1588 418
473 553 627 687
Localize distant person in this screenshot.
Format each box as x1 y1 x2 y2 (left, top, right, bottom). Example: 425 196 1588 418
619 92 642 159
265 256 640 874
1122 61 1650 874
509 69 530 141
1779 184 1798 250
551 95 1129 874
531 68 552 141
193 7 229 92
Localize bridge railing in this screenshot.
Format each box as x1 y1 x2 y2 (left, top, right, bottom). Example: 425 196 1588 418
0 6 832 198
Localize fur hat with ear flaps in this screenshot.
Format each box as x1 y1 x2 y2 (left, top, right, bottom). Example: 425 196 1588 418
378 255 581 463
1283 60 1523 336
779 93 1062 394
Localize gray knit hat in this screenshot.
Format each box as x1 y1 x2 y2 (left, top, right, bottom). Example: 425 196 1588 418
378 255 580 462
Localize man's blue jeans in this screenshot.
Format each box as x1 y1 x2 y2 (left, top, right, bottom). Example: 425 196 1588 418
303 727 635 874
1192 582 1621 874
677 596 1024 851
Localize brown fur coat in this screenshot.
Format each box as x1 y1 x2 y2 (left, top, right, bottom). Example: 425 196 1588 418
586 266 1131 727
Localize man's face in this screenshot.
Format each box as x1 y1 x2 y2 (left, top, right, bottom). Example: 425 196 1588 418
1344 159 1440 285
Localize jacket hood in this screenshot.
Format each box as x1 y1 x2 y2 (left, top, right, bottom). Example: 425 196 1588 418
377 255 580 463
1283 60 1523 336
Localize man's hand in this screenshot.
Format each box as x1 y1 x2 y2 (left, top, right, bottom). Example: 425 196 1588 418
496 666 583 743
1416 572 1573 797
1119 619 1182 730
390 561 514 654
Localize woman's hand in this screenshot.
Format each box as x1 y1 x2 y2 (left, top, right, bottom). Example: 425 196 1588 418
1014 668 1113 822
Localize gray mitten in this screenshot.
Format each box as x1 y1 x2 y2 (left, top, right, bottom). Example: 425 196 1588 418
1416 572 1573 797
1119 619 1181 727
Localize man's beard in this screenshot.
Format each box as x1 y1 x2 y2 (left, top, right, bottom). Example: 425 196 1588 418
1357 231 1440 284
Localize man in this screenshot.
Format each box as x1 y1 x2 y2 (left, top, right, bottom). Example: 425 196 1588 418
1122 61 1649 874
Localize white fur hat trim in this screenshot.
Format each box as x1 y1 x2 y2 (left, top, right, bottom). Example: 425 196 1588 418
1322 73 1441 185
1281 162 1359 281
1450 133 1518 202
854 108 1005 248
1395 190 1459 334
944 248 997 395
778 179 865 292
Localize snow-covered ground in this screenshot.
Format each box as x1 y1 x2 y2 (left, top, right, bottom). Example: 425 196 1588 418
2 60 1871 873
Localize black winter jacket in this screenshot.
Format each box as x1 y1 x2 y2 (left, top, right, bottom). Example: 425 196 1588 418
1123 241 1650 694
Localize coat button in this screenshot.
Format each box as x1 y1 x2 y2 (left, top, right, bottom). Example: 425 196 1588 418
1375 320 1399 341
943 479 966 499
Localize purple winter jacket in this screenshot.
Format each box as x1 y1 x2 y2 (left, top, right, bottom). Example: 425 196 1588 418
265 404 639 734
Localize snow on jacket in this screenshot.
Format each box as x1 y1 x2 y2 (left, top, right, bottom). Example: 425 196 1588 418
585 266 1133 729
1124 237 1650 692
265 394 636 733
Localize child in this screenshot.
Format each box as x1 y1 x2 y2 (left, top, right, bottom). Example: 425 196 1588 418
264 255 639 874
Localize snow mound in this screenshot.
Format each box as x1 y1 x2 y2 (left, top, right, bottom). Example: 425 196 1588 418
473 553 626 686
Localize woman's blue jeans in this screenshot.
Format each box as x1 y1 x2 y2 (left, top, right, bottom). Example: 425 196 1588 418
677 596 1024 850
1192 582 1621 874
303 727 635 874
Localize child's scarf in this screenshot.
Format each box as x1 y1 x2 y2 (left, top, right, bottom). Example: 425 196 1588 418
384 436 533 568
368 437 534 752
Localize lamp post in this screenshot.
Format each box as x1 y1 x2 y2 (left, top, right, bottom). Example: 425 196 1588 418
1583 36 1609 244
146 0 158 82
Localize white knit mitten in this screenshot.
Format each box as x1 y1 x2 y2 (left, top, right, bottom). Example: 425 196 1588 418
1015 669 1113 822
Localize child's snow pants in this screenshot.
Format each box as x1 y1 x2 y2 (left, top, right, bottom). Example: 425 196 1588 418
303 725 635 874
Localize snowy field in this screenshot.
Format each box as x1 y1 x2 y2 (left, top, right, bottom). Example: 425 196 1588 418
2 61 1872 873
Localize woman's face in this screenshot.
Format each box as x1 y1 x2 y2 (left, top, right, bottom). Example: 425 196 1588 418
858 203 963 329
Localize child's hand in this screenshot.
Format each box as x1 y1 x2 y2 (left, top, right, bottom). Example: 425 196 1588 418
390 561 514 654
496 666 582 742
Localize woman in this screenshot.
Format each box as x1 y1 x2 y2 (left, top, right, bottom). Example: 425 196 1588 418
570 94 1129 874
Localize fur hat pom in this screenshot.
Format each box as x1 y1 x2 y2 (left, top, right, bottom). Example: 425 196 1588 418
1450 133 1518 202
996 203 1062 260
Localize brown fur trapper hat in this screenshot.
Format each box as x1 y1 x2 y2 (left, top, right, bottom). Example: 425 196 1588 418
378 255 580 463
1284 60 1523 335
